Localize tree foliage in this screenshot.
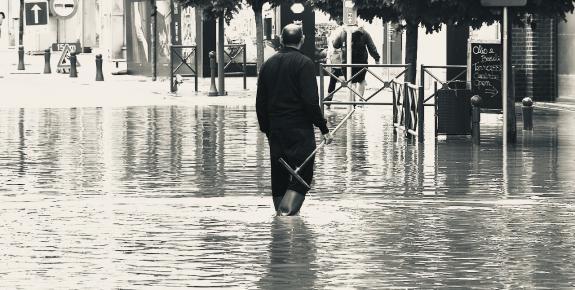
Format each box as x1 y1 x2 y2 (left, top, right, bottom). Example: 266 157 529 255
312 0 575 32
310 0 575 82
176 0 242 24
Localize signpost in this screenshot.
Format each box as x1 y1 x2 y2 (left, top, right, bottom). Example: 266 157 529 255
50 0 78 19
480 0 527 145
24 1 48 26
344 0 356 112
56 44 80 73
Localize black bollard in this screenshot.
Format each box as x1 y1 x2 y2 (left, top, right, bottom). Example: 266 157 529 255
522 97 533 130
18 45 25 70
95 54 104 81
69 52 78 78
44 48 51 74
208 51 219 96
471 95 482 145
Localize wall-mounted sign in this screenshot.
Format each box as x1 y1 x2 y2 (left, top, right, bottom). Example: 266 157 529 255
480 0 527 6
25 1 49 26
468 42 503 110
50 0 78 19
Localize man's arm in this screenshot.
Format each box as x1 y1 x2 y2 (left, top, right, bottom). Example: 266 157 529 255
364 31 380 62
256 67 269 135
298 59 329 135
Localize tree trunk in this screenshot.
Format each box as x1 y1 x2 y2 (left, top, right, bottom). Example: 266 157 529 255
404 22 418 84
151 0 157 81
19 0 24 46
253 4 264 73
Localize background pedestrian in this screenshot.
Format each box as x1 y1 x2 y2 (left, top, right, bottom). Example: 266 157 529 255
334 25 381 99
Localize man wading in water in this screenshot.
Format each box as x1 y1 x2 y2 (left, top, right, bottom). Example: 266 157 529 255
256 24 333 216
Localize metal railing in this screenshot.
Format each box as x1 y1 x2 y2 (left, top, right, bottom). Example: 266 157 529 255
420 65 469 137
319 63 411 109
223 44 247 90
420 65 468 103
392 80 425 143
170 45 198 93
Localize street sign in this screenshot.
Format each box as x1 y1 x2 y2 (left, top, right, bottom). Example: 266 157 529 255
57 44 80 73
480 0 527 6
25 1 48 26
50 0 78 19
343 0 357 26
52 42 81 52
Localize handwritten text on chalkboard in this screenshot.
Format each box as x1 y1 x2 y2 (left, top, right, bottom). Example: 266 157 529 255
469 43 502 109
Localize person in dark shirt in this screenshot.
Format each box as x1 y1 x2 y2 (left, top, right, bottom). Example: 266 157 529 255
333 26 380 99
256 24 333 216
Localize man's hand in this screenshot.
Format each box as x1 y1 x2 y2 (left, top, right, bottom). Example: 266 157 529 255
322 132 333 145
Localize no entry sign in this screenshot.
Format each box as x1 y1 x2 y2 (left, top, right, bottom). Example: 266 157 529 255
50 0 78 19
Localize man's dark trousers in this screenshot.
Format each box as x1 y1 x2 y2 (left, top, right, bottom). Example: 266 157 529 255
268 127 315 210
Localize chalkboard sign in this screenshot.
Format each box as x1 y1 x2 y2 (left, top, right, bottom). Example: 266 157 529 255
468 42 502 110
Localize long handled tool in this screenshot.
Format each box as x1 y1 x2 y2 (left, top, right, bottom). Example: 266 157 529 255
278 107 357 190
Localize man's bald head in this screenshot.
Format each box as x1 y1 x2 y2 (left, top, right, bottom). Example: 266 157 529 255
281 24 304 48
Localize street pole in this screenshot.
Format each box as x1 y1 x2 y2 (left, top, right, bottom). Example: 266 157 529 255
151 0 157 81
502 6 508 145
344 0 356 113
346 24 352 113
217 12 226 96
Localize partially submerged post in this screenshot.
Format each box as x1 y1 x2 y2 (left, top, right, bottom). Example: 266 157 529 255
69 52 78 78
471 95 482 145
522 97 533 130
95 54 104 81
208 51 218 96
18 45 25 70
43 48 51 74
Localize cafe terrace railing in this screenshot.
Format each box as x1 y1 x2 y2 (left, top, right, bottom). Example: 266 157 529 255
170 44 198 93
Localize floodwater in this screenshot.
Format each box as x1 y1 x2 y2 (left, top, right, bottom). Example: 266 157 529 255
0 105 574 289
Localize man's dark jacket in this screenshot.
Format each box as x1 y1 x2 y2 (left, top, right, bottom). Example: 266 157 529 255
256 47 329 135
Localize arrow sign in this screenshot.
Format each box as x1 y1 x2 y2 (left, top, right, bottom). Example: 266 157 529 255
485 85 499 98
32 4 41 24
25 1 49 26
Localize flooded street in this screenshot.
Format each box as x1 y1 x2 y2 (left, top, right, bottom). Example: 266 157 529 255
1 105 574 288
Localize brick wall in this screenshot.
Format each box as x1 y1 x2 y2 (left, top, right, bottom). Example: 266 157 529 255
512 16 557 101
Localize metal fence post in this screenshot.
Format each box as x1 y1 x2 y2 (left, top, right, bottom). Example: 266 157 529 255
243 43 247 90
403 83 410 138
320 63 325 114
522 97 533 130
434 81 438 138
170 46 175 92
418 85 424 143
392 82 397 135
194 46 199 92
471 95 482 145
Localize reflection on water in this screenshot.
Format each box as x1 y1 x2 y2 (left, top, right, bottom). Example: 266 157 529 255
0 105 574 288
257 217 317 289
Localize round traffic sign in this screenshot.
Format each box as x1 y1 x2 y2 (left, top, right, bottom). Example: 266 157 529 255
50 0 78 19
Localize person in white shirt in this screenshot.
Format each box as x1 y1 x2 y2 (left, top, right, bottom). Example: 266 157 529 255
324 19 345 109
